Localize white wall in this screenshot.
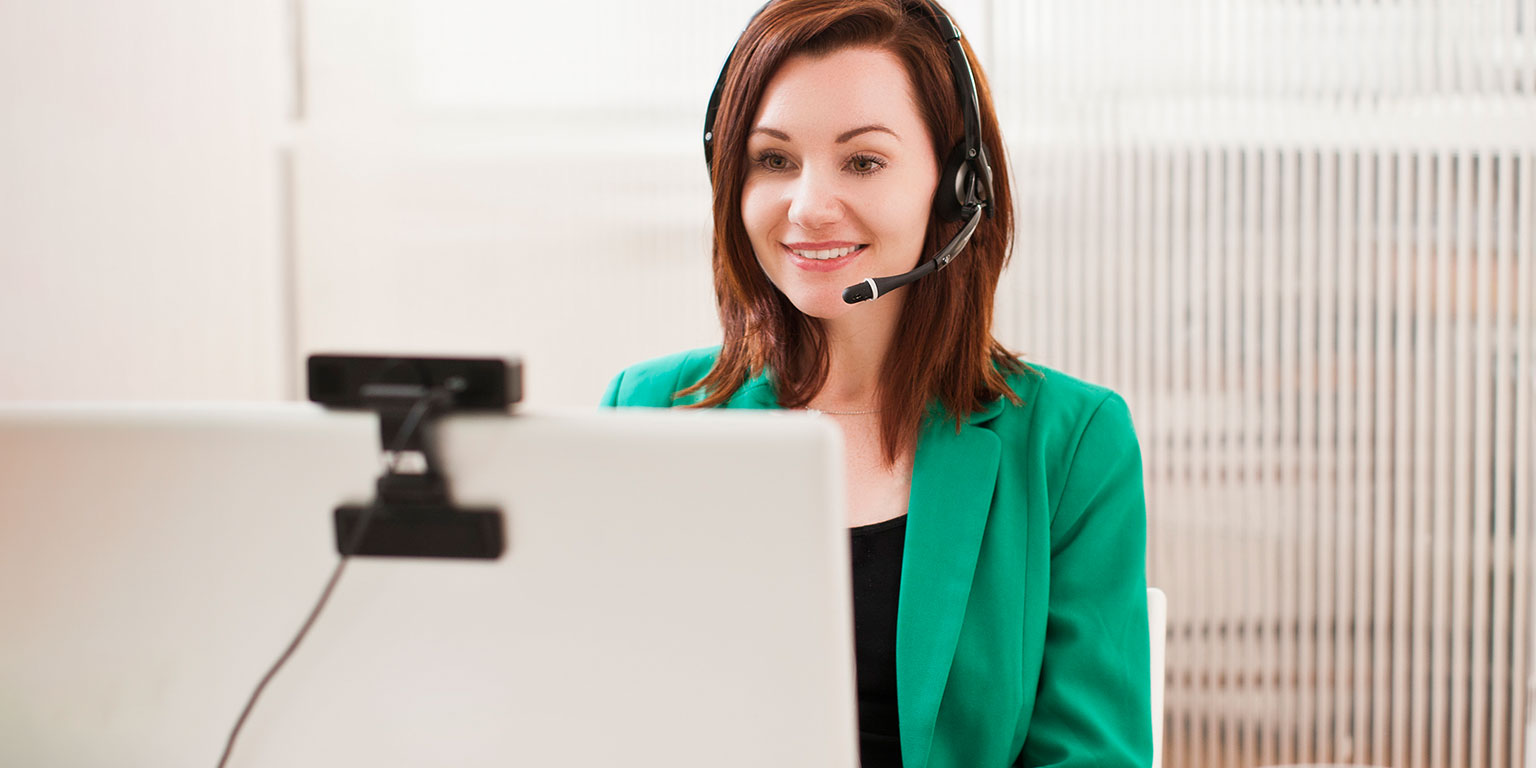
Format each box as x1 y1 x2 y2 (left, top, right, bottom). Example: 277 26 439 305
0 0 290 400
290 0 732 405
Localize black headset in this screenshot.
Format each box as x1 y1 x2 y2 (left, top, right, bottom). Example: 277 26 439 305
701 0 995 304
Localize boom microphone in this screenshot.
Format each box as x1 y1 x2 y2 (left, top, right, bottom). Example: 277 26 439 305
841 202 985 304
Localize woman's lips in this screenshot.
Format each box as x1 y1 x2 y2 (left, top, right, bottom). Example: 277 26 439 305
783 243 868 272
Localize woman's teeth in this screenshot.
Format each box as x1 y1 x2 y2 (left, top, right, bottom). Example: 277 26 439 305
792 245 864 260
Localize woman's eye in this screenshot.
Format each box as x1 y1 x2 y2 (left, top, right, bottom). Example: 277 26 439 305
847 154 886 176
753 151 790 172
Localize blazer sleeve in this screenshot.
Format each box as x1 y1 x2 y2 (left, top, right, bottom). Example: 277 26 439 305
599 369 625 407
1018 393 1153 767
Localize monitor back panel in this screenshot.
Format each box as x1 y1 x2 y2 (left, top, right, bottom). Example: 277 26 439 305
0 404 856 768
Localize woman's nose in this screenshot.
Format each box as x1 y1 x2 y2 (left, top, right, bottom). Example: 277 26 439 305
786 168 844 230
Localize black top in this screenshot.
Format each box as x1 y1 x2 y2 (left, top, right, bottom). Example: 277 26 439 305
849 515 906 768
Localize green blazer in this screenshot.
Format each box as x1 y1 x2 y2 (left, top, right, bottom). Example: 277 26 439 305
602 347 1152 768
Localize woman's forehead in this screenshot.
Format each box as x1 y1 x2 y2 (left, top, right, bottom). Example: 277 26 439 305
750 46 926 142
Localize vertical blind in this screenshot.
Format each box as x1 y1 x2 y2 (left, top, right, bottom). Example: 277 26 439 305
990 1 1536 766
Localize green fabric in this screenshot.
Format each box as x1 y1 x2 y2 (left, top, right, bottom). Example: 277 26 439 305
602 347 1152 768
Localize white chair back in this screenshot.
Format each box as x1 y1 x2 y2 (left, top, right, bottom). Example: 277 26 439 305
1149 587 1167 768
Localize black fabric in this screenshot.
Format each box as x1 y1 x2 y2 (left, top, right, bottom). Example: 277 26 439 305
849 515 906 768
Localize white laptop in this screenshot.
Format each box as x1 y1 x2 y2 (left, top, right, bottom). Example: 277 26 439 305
0 403 857 768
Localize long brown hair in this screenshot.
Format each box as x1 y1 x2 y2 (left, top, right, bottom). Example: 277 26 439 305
682 0 1027 464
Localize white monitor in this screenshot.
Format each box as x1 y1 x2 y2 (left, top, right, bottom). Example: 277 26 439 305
0 403 856 768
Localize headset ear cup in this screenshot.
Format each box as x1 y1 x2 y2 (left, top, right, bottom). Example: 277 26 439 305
934 142 973 223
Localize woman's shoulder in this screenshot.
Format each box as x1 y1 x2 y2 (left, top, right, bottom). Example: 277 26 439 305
997 361 1145 534
1006 360 1124 412
601 346 722 407
997 360 1138 445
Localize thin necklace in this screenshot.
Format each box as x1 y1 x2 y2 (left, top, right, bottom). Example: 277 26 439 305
806 406 884 416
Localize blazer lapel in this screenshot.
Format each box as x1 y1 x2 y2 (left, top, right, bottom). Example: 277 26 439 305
898 402 1003 768
722 372 1008 767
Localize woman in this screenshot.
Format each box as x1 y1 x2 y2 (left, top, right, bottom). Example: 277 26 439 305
603 1 1151 766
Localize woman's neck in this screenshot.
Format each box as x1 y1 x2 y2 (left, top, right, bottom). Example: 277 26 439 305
811 291 906 408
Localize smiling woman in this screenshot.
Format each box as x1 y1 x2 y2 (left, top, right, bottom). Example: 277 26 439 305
687 0 1021 465
601 2 1152 767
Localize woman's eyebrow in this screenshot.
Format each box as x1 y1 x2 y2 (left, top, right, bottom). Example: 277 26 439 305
835 124 898 143
747 124 901 143
749 127 791 141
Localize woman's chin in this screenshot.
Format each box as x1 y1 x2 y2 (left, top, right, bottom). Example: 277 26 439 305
783 291 858 321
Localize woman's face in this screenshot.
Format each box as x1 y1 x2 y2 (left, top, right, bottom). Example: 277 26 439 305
741 46 940 321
